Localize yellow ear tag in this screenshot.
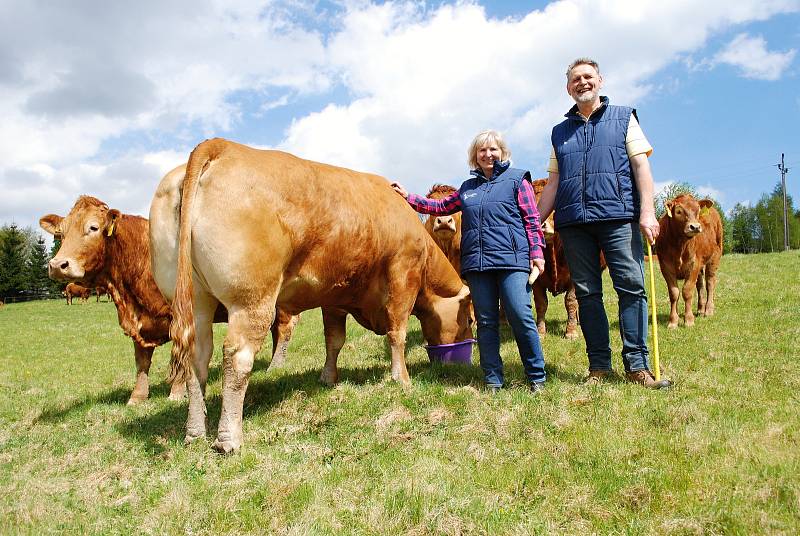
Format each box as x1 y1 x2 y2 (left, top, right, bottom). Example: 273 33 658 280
107 221 116 237
665 205 673 218
700 207 710 217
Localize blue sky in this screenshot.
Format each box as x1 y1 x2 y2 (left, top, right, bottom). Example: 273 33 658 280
1 0 798 237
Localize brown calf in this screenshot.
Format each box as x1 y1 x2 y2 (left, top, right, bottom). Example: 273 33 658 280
63 282 91 304
655 194 723 328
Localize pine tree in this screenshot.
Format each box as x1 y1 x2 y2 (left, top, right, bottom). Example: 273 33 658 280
26 236 50 297
48 237 66 295
0 224 28 299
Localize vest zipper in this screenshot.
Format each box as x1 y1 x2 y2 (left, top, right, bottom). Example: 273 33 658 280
582 120 588 223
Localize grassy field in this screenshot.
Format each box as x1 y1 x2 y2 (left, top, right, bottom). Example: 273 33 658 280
0 251 798 535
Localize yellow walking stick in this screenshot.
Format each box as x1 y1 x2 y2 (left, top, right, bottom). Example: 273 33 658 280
646 241 671 388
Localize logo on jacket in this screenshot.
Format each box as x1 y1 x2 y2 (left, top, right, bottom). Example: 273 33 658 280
463 192 478 200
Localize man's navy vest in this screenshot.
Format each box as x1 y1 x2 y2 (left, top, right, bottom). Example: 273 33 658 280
458 162 530 274
551 97 639 229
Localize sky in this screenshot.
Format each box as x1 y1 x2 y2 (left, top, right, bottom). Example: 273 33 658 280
1 0 798 241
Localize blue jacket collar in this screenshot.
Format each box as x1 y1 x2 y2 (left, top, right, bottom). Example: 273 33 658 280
470 160 511 181
566 95 609 121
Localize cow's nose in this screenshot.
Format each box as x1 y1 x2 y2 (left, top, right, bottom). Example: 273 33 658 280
688 223 702 233
50 258 68 273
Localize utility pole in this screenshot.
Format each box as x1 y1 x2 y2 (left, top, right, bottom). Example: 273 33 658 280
777 153 790 251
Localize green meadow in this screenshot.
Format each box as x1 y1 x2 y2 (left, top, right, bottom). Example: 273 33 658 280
1 251 798 535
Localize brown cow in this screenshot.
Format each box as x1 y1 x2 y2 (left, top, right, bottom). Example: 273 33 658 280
423 184 463 274
63 282 91 305
41 196 300 405
530 179 581 339
95 285 110 302
655 194 723 328
150 138 473 453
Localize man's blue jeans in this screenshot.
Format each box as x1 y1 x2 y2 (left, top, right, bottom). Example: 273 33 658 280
558 221 650 373
464 270 547 386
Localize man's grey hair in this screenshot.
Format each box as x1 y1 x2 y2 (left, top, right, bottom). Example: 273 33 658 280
566 57 600 78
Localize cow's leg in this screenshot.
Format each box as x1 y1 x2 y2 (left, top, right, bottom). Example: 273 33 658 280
267 309 300 370
682 269 701 327
695 267 707 316
184 293 218 443
704 262 719 317
564 285 580 340
532 281 548 336
128 341 154 405
662 272 681 329
386 300 413 385
319 308 347 386
213 305 271 454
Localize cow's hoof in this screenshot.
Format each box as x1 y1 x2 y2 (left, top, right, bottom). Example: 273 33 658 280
667 322 678 329
127 395 147 406
564 331 579 341
685 319 695 327
184 431 205 445
319 369 338 386
212 438 240 454
168 392 186 402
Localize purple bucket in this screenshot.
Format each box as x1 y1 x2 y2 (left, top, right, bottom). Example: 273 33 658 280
425 339 476 365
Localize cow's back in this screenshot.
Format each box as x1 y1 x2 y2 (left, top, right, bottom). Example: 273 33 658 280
153 141 430 314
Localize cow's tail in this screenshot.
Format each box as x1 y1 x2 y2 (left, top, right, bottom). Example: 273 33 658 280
167 138 227 385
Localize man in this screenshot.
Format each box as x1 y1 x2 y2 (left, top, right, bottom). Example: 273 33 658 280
537 58 670 389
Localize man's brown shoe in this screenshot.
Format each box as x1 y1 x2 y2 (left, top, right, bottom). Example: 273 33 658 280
626 370 672 389
584 370 612 385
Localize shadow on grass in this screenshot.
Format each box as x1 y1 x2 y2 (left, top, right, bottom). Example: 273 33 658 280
113 361 391 455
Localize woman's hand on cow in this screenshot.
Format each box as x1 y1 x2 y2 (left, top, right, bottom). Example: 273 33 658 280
639 212 660 245
531 258 545 275
390 182 409 199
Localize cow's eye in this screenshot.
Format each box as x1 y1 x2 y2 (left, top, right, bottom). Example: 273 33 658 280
89 224 99 233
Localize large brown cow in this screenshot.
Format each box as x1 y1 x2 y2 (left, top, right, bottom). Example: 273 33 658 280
655 194 723 328
63 282 91 305
40 196 299 405
150 138 473 453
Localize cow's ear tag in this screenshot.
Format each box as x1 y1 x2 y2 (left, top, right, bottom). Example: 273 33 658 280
665 205 673 218
106 221 116 237
700 207 709 217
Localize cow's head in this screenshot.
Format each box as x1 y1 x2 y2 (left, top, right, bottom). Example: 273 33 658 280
418 285 473 345
39 196 120 283
531 178 556 243
424 184 462 246
664 194 713 238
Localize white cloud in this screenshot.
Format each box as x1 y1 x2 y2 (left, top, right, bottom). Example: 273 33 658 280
277 0 799 194
697 185 725 203
714 33 796 80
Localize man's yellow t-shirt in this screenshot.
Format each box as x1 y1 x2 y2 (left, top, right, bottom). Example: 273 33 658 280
547 113 652 174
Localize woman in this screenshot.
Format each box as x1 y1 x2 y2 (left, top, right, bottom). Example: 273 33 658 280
391 130 547 392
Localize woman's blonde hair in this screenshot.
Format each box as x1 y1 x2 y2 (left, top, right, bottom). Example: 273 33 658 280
467 130 511 170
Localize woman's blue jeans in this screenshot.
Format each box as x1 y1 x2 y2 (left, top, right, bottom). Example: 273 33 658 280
464 270 547 387
558 221 650 373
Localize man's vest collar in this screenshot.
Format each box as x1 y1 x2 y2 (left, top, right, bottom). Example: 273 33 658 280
565 95 610 121
469 160 511 181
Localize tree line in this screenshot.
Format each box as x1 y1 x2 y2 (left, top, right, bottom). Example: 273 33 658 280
0 224 64 302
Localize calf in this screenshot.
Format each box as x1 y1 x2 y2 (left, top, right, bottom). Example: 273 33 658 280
531 179 580 339
95 286 110 303
63 282 91 305
656 194 723 328
41 196 299 404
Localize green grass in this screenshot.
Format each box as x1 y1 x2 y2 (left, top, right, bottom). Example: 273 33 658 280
0 251 798 535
